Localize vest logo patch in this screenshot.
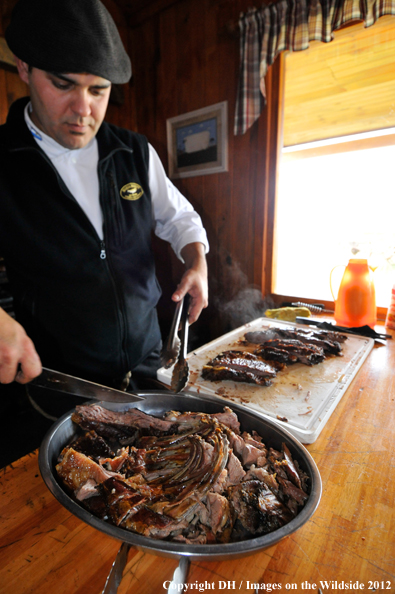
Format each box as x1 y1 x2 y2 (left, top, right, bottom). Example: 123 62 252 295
120 182 144 201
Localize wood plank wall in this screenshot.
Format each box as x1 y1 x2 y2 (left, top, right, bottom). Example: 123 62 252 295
125 0 281 347
0 0 281 349
0 2 27 121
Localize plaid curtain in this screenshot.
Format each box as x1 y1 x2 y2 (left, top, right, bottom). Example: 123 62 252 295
234 0 395 135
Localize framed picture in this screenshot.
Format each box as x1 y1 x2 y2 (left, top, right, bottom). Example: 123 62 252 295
166 101 228 179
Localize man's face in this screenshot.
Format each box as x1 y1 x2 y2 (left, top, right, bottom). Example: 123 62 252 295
16 60 112 149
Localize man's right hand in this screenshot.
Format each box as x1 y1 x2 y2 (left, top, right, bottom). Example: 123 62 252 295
0 308 42 384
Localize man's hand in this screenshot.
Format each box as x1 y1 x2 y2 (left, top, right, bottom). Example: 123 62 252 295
172 242 208 324
0 308 42 384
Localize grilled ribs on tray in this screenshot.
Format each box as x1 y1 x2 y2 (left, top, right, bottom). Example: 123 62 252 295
244 327 346 355
55 404 310 544
201 326 348 387
201 350 279 386
253 339 325 366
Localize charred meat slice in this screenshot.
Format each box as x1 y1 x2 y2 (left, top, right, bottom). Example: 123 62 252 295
245 327 346 354
99 477 148 526
121 447 147 477
72 405 176 444
202 350 278 386
311 329 348 343
123 505 189 539
277 476 309 507
282 442 302 488
71 430 115 461
228 480 293 536
278 329 342 355
254 339 325 366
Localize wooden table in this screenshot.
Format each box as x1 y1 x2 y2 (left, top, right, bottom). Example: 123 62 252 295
1 328 394 594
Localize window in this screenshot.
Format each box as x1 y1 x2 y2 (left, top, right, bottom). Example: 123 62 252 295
273 17 395 311
274 130 395 307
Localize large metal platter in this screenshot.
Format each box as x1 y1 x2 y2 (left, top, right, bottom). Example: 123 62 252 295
38 390 322 561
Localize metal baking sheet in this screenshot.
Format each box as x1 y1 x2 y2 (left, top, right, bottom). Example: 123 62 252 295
157 317 374 444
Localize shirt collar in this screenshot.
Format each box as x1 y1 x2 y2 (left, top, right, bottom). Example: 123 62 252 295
23 101 97 160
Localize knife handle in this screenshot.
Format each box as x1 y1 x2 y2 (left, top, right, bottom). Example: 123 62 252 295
295 317 322 326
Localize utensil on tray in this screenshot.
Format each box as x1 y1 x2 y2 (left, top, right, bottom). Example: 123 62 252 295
101 542 131 594
30 367 145 404
171 293 191 392
295 316 391 340
160 298 184 368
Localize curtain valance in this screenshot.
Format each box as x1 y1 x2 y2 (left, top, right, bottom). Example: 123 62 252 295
234 0 395 135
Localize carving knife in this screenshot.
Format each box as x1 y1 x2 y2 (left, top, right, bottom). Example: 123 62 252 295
30 367 145 403
295 317 392 340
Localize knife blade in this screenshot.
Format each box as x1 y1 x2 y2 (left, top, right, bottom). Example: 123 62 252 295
30 367 145 403
295 317 392 340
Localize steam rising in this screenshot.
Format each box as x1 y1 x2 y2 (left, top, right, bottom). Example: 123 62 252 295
220 287 274 330
211 252 274 331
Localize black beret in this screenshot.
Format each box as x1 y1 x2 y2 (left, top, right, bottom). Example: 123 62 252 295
5 0 132 84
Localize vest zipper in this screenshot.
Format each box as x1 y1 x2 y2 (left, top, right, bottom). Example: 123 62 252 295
98 169 130 373
14 145 130 374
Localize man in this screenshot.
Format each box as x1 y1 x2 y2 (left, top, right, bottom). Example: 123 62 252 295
0 0 208 403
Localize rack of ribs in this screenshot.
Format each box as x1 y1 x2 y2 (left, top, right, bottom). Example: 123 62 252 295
201 350 279 386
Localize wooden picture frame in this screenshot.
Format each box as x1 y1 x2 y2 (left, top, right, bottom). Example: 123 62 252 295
166 101 228 179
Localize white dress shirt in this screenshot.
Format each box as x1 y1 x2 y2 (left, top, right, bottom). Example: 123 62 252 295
24 104 208 259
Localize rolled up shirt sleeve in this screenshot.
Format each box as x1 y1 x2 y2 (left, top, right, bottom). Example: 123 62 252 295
148 144 209 261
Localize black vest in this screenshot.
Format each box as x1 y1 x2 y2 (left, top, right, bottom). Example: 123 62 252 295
0 98 162 384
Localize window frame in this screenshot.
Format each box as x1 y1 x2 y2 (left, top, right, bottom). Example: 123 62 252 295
265 54 390 321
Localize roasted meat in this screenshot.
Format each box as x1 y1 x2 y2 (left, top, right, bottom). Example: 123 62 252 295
228 479 293 536
71 404 177 444
56 404 311 545
201 326 347 389
245 326 346 355
202 350 278 386
253 339 325 366
56 447 120 500
71 430 115 461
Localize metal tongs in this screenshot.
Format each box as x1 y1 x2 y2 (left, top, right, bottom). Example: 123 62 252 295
160 298 184 369
167 294 190 392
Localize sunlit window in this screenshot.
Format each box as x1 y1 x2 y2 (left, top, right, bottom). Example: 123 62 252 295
274 130 395 308
273 17 395 311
